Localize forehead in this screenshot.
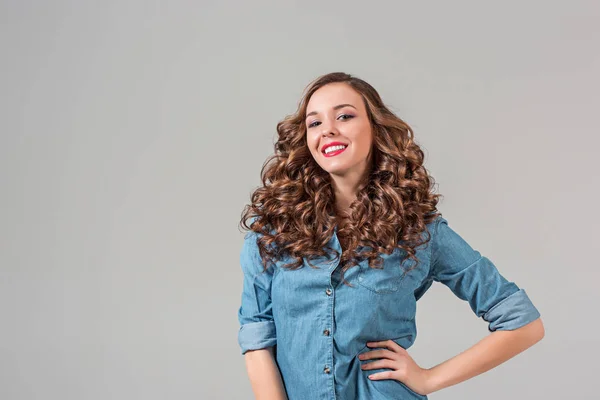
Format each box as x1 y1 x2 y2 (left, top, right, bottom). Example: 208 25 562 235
306 83 364 112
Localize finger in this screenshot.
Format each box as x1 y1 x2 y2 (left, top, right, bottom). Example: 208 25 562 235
360 359 396 371
367 370 396 380
358 349 396 361
367 339 403 352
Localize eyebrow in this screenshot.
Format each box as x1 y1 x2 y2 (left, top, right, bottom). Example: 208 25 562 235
305 103 357 119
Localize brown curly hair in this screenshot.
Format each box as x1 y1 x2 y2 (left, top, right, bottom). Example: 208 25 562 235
240 72 442 281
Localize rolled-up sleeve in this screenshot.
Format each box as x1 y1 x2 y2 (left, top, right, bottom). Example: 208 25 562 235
237 231 277 354
430 216 541 332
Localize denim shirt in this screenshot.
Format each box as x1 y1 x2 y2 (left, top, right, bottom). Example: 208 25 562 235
237 216 541 400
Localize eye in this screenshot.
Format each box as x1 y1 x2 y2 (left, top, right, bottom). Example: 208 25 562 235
307 114 354 129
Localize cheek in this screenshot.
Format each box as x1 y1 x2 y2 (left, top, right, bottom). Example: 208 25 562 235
306 135 320 156
353 129 373 156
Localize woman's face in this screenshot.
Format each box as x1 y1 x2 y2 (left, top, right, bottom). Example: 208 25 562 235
305 83 373 179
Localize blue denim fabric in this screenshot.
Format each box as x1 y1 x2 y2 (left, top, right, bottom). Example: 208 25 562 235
237 216 541 399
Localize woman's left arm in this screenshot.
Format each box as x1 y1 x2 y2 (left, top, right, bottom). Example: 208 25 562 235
368 216 545 395
359 318 544 395
424 317 544 394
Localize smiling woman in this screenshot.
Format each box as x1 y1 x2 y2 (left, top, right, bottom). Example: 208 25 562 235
237 72 543 400
305 86 374 183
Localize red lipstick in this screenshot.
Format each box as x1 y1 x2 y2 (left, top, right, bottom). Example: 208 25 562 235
321 141 348 157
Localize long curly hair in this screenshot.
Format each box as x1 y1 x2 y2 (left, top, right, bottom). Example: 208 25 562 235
240 72 442 281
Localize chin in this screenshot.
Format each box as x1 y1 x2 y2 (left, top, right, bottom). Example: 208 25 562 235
323 166 351 176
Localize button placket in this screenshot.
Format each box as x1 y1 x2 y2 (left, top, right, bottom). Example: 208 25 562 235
322 242 339 398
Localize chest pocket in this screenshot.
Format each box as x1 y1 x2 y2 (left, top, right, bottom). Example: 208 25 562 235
356 251 408 294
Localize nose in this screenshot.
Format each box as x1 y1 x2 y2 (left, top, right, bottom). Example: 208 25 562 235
320 121 339 137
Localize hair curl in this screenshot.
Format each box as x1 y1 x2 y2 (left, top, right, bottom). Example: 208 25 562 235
240 72 442 282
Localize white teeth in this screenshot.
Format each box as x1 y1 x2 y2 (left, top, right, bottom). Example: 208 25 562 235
324 145 347 154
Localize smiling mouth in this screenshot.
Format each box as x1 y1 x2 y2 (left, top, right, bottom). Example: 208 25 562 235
322 144 348 157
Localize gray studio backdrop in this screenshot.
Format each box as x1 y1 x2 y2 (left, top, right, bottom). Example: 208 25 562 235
1 1 598 399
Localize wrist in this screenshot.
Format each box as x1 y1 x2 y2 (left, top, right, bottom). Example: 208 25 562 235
422 367 442 395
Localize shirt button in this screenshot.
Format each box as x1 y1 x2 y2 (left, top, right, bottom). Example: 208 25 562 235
323 329 330 336
324 366 331 374
325 288 332 296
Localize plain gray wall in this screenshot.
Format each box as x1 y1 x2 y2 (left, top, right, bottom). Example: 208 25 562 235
1 1 598 399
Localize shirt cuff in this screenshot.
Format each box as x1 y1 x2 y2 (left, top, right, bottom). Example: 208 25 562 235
484 288 541 332
238 320 277 354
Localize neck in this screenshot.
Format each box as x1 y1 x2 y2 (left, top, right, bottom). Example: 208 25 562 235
330 168 368 216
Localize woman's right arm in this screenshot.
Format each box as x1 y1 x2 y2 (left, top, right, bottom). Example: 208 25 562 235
244 347 287 400
238 231 285 398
